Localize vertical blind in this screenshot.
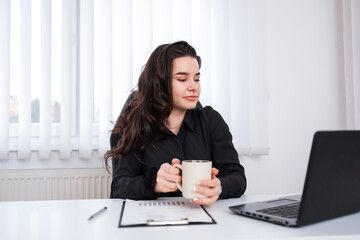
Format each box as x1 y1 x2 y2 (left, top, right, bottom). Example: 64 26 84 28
79 0 94 160
18 0 31 160
0 0 10 160
343 0 360 129
0 0 269 164
39 0 51 160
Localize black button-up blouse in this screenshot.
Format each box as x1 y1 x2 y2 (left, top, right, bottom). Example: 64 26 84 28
110 106 246 200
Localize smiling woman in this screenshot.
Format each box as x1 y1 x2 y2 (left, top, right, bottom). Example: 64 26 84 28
105 41 247 206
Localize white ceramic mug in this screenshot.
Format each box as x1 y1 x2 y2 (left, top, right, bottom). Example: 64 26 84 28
173 160 212 199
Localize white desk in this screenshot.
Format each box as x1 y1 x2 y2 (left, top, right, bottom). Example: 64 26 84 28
1 194 359 240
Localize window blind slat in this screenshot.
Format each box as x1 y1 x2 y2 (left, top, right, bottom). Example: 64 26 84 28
18 0 32 160
153 0 172 48
192 0 212 107
247 0 268 154
352 0 360 129
60 0 72 159
79 0 94 159
229 0 250 152
132 0 153 86
39 0 51 159
343 0 360 129
95 0 112 157
112 0 133 119
210 0 231 123
51 0 62 137
172 0 192 42
0 0 10 160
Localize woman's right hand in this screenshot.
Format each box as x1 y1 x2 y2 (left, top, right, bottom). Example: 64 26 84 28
154 158 182 193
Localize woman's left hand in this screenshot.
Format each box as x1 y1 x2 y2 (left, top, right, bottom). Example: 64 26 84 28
191 168 222 206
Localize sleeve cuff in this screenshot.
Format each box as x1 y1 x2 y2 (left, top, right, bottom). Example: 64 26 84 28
143 167 160 199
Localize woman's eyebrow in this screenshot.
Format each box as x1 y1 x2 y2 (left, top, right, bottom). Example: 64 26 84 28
174 72 200 76
174 72 189 76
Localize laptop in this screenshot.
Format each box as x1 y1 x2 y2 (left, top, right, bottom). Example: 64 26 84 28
229 131 360 227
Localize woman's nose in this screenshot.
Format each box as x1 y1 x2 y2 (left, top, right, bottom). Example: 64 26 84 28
188 80 198 91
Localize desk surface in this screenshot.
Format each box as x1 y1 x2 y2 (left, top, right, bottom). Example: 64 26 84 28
1 194 360 240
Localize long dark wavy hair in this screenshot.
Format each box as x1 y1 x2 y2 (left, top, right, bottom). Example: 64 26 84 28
104 41 201 169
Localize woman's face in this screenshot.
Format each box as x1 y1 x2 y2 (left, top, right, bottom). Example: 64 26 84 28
171 56 201 112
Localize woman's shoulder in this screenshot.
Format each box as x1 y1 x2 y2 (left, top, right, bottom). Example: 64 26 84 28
197 105 225 125
193 105 230 137
200 105 221 116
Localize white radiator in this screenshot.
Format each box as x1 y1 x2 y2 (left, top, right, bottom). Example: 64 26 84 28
0 169 112 201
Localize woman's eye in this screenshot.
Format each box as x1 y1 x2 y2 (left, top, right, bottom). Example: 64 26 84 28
195 79 200 82
178 79 186 82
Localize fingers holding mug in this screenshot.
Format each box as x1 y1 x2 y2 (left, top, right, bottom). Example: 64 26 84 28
172 158 180 165
211 167 219 177
154 160 182 193
192 176 222 205
191 194 219 206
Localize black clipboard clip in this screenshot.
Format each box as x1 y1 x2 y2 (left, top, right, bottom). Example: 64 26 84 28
146 218 189 226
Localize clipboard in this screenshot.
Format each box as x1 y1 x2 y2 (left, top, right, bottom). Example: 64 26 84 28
118 197 216 228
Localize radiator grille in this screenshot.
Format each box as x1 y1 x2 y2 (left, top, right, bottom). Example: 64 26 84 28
0 169 112 201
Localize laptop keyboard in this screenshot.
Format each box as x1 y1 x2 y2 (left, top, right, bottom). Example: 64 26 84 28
257 202 300 219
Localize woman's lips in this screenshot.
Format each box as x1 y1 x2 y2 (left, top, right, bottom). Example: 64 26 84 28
184 96 198 101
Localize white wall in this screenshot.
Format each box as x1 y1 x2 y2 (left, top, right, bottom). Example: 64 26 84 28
242 0 347 195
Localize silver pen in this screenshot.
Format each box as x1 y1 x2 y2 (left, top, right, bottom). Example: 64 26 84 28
88 207 107 220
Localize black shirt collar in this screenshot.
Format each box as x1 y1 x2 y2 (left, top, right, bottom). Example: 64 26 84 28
183 110 195 132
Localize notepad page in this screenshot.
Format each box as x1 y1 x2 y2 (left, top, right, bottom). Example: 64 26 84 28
121 198 213 225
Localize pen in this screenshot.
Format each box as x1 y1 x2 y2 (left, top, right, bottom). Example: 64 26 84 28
88 207 107 221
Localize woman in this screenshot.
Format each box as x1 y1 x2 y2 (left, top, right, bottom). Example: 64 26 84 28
104 41 246 205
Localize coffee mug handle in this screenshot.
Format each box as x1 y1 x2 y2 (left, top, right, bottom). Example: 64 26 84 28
173 164 183 192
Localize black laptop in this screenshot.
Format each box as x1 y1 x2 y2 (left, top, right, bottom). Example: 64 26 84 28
229 131 360 227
